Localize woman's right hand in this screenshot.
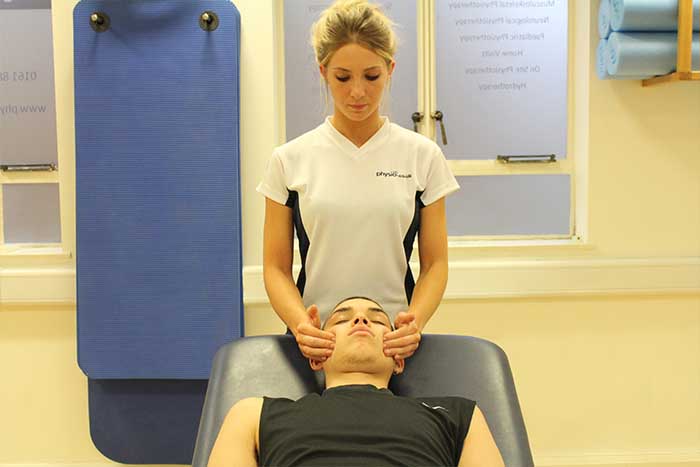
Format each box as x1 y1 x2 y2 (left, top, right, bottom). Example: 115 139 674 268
295 304 335 362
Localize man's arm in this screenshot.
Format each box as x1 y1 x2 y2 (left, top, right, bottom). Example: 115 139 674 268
207 397 263 467
458 405 505 467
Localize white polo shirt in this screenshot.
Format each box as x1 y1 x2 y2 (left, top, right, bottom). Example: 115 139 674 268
257 116 459 323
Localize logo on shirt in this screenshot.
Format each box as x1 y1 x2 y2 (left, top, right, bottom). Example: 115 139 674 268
421 402 449 412
376 170 412 179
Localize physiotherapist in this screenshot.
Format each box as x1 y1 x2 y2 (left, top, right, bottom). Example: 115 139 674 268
257 0 459 364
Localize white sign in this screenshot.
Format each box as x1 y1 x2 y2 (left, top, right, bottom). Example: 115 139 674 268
0 0 58 166
436 0 568 160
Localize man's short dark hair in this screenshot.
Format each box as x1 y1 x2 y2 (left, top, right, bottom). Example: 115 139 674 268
323 296 394 330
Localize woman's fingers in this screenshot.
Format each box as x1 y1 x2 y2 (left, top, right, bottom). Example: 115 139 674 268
307 304 322 328
296 322 335 343
384 319 420 359
385 341 420 358
393 311 415 328
298 344 334 360
384 319 419 342
296 332 335 350
296 321 335 360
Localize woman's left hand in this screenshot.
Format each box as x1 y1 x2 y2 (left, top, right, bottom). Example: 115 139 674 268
383 311 421 360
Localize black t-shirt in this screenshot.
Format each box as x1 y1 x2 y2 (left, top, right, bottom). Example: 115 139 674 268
258 384 475 467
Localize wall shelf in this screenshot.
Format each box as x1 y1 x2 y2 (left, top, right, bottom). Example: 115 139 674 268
643 0 699 86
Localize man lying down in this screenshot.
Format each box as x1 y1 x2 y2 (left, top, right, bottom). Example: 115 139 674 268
208 297 505 467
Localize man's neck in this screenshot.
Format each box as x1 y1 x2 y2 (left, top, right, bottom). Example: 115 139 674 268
324 371 391 390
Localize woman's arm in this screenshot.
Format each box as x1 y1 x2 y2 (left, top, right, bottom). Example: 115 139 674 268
383 197 448 359
263 197 335 360
410 196 449 330
263 197 307 330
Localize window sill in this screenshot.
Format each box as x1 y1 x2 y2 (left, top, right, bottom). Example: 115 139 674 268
244 256 700 305
3 256 697 306
0 244 72 258
448 236 591 250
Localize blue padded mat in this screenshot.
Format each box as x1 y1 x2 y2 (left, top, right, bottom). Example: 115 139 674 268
89 379 207 464
75 0 242 379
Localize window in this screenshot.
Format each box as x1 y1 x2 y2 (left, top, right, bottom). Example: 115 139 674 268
279 0 583 243
0 0 63 252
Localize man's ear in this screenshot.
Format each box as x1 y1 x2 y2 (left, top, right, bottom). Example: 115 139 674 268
309 358 324 372
392 357 405 375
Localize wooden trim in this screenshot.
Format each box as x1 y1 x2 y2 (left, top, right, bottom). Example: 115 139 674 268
537 448 700 466
642 0 699 86
677 0 693 73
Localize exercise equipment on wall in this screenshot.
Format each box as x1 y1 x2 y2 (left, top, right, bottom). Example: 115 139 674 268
596 0 699 84
74 0 241 463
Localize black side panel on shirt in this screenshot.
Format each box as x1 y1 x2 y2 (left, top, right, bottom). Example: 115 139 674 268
258 385 475 467
417 396 477 463
402 191 424 303
286 190 310 295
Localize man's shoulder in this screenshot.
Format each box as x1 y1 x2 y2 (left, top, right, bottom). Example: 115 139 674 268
227 397 264 420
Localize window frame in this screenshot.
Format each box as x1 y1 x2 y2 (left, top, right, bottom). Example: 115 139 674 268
0 3 72 264
275 0 589 248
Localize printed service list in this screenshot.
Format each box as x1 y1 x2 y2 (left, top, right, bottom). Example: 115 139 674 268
436 1 568 159
0 4 58 166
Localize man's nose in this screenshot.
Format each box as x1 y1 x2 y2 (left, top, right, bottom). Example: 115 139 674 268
353 316 369 326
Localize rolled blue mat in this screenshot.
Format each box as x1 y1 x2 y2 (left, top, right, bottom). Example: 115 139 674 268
599 0 612 38
606 32 700 76
610 0 700 32
597 39 611 78
597 38 650 79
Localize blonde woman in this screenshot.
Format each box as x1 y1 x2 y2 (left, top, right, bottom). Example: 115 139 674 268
258 0 459 364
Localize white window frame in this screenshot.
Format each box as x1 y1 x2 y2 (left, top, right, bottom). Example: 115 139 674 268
275 0 590 251
0 2 69 262
0 3 73 306
425 0 587 248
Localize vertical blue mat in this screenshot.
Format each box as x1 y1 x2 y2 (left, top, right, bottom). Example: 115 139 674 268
75 0 242 380
75 1 241 462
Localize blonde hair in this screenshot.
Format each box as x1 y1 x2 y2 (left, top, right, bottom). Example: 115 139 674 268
311 0 397 69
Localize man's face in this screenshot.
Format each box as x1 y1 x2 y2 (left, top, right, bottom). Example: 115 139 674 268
317 298 398 374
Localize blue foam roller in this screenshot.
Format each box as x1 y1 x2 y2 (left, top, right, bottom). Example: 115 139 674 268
597 38 650 79
610 0 700 32
599 0 612 38
606 32 700 76
597 39 611 78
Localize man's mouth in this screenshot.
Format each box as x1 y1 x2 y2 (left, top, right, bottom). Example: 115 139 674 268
349 326 373 337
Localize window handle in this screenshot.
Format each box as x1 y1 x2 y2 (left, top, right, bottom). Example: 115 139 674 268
411 112 424 132
1 164 57 172
497 155 557 163
431 110 447 145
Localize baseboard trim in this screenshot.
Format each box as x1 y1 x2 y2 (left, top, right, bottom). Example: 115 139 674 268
536 448 700 465
2 449 699 467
